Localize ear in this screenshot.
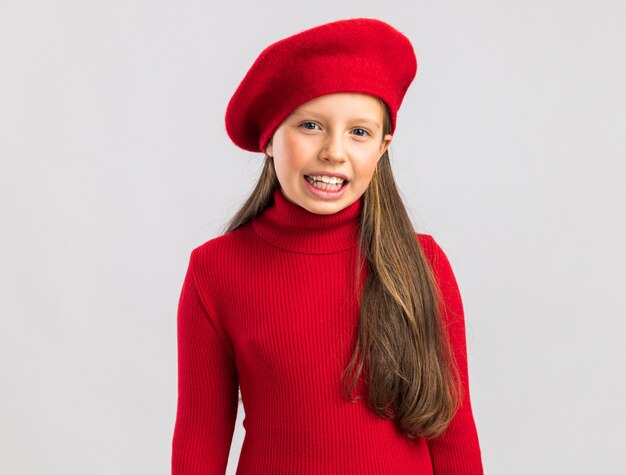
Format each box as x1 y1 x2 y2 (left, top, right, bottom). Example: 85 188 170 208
265 140 273 158
378 133 392 161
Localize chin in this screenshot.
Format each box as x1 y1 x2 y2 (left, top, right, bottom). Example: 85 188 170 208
307 206 341 215
304 197 351 215
284 185 354 214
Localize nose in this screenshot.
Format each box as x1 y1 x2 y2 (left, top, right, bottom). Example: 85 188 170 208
319 131 346 163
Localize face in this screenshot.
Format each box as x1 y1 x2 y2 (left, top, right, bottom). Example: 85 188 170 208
265 92 392 215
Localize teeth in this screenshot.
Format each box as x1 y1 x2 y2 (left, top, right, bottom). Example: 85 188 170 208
309 175 345 184
306 177 343 191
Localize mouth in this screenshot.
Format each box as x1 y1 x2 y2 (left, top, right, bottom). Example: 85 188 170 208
304 174 349 192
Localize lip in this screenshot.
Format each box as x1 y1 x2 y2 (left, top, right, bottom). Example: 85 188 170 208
303 175 349 199
304 171 350 181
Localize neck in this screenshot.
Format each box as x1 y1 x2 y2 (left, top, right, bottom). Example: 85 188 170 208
251 187 363 254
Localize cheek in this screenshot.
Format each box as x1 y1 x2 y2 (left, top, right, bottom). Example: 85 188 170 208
272 156 291 182
287 134 311 156
275 137 310 172
353 151 381 180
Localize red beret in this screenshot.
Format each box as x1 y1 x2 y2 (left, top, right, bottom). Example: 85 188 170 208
225 18 418 153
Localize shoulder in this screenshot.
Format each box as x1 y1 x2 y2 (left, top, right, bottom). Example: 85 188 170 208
182 224 257 309
188 224 256 273
416 232 444 262
416 232 435 253
416 232 459 287
415 234 467 332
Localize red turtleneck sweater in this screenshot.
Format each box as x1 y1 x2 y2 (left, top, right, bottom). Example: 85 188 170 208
172 188 483 474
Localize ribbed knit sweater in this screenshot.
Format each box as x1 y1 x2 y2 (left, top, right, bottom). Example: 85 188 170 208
172 187 483 474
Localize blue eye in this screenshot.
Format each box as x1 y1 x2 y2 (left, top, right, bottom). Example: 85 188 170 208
301 122 319 130
352 128 370 137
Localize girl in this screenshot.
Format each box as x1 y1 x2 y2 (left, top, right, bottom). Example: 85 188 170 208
172 18 484 475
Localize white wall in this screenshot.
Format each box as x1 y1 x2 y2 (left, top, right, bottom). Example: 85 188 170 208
1 1 624 473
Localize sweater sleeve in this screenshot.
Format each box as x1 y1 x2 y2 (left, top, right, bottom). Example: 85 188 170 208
171 249 239 475
422 235 484 475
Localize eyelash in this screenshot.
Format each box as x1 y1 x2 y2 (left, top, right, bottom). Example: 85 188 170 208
352 128 370 137
301 122 320 131
300 122 371 137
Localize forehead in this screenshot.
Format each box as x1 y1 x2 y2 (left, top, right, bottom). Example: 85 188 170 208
289 92 384 119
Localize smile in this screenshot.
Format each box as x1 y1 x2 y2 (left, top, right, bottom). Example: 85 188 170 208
304 175 347 191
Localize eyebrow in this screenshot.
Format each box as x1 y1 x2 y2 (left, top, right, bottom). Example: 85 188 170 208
353 119 381 130
292 110 381 129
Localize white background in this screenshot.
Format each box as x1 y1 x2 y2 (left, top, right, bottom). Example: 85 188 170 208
1 1 625 474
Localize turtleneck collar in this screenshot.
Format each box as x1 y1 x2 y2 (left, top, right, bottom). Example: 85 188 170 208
251 187 362 255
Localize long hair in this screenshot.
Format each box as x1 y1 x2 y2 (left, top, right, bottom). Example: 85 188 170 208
223 100 461 440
